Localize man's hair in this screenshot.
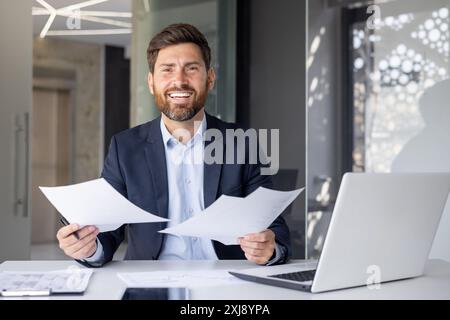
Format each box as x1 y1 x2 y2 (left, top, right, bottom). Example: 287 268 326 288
147 23 211 73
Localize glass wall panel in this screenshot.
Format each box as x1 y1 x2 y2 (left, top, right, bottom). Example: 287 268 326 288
351 0 450 173
349 0 450 261
307 0 450 260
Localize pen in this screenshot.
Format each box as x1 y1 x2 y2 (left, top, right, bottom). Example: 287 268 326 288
59 216 80 240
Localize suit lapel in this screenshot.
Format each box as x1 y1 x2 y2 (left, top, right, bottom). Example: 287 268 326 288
203 113 224 208
143 117 169 219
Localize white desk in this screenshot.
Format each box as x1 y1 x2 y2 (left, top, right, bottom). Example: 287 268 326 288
1 259 450 300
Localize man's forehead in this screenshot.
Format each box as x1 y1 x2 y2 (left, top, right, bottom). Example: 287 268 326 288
155 43 203 65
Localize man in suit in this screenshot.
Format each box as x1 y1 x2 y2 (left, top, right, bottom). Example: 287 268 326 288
56 23 291 267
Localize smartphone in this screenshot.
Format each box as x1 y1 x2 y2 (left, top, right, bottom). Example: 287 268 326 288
121 287 189 300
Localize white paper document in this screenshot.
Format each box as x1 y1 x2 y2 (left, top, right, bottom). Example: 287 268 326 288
40 178 168 232
117 270 245 288
159 187 304 245
0 268 93 294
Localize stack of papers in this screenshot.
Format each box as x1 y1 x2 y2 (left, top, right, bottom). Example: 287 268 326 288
39 178 168 232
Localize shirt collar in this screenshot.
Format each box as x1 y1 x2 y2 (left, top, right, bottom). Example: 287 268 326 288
160 113 207 147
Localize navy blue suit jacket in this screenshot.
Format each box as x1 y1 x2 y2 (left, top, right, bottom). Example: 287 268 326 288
81 113 291 267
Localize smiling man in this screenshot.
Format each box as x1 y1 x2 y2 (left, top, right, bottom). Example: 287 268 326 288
56 23 291 267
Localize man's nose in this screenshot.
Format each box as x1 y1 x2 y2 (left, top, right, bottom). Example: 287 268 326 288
172 69 188 86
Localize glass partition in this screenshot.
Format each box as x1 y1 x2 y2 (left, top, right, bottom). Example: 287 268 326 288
350 0 450 261
307 0 450 259
351 0 450 174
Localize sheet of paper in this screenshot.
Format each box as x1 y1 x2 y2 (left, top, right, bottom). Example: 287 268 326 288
40 178 168 232
0 268 93 294
159 187 304 245
117 270 245 288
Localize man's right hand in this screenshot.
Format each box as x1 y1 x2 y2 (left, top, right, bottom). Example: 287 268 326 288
56 224 100 260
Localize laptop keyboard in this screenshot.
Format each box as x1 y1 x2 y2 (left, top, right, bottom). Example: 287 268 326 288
269 269 316 282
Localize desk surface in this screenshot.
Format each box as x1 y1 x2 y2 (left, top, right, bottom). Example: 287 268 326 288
1 259 450 300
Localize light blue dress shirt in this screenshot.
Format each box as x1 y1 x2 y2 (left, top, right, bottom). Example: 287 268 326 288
158 115 218 260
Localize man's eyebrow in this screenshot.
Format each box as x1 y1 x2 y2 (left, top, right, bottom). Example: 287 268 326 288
157 62 201 69
185 61 201 66
158 63 176 68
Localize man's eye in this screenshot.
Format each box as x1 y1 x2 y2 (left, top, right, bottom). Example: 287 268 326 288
162 69 171 72
188 66 198 71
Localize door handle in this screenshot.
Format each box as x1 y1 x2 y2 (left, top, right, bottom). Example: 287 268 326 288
13 112 30 218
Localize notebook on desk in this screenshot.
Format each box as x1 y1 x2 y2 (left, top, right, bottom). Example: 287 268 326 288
0 268 93 297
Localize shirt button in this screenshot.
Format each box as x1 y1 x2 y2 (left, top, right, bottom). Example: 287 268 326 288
185 179 191 185
188 208 194 214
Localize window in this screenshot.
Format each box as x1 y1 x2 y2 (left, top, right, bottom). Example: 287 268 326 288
348 0 450 173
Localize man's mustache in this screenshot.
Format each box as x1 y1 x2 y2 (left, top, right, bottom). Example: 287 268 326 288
164 85 195 95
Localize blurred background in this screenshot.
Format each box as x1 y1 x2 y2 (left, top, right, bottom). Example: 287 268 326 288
0 0 449 263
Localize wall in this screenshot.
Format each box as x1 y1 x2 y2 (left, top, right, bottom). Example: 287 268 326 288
306 0 344 258
104 45 130 155
0 0 33 261
33 38 103 182
248 0 308 258
378 0 450 262
307 0 342 200
31 88 71 243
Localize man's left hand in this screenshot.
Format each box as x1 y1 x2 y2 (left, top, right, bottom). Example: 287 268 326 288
239 229 276 265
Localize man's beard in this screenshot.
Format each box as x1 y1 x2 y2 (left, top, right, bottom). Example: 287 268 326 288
154 83 208 121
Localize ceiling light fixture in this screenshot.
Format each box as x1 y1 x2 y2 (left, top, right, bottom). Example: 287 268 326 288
36 0 57 38
32 7 132 18
59 0 110 12
32 7 53 15
46 29 132 36
78 11 132 18
56 11 132 28
33 0 132 38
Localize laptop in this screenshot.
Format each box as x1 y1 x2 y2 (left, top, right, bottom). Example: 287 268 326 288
229 173 450 293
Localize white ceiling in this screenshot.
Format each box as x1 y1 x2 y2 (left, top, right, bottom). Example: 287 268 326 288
33 0 132 48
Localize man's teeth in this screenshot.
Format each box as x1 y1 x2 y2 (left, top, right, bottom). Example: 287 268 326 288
168 92 192 98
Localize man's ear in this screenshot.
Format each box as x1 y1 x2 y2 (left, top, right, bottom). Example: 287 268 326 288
147 72 155 95
207 68 216 91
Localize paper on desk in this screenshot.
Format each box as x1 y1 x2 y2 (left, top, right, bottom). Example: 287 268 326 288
159 187 304 245
0 268 93 294
40 178 168 232
117 270 245 288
